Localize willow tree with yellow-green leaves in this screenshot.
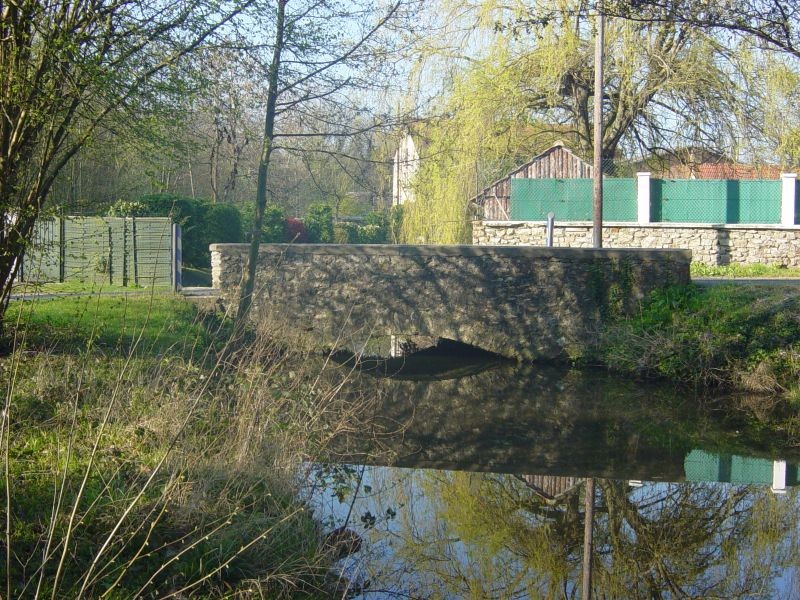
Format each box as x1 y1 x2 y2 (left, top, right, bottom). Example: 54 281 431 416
401 0 753 244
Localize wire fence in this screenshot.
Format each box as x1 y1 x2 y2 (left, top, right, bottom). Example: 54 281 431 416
20 216 178 287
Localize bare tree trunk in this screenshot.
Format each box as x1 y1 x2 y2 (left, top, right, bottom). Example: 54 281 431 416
236 0 287 324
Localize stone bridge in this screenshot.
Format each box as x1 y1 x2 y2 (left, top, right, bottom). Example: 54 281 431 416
211 244 690 360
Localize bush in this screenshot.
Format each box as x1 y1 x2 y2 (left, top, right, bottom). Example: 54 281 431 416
285 217 308 243
305 204 334 243
137 194 244 268
204 203 244 249
260 204 288 242
333 222 359 244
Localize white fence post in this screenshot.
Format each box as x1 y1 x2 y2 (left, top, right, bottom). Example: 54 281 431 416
781 173 796 226
772 460 787 494
637 172 651 225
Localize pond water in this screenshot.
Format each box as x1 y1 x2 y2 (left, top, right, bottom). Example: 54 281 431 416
304 346 800 598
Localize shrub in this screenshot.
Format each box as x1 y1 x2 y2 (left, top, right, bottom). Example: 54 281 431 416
305 203 334 243
285 217 308 243
137 194 245 268
204 203 244 248
260 204 288 243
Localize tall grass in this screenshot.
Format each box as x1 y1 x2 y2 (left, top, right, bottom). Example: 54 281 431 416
0 291 375 598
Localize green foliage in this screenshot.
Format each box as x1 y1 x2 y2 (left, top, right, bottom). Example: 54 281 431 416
332 211 391 244
691 262 800 278
107 200 146 217
599 284 800 391
137 194 244 267
204 203 244 248
305 203 334 243
263 204 289 243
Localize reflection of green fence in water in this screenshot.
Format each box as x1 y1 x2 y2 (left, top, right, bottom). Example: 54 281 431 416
684 449 799 487
21 217 174 286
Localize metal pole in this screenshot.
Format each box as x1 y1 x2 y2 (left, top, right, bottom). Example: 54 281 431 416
592 0 605 249
582 477 595 599
546 212 555 247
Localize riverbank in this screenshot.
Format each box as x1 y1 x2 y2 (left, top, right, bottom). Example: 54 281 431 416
0 293 356 597
594 283 800 400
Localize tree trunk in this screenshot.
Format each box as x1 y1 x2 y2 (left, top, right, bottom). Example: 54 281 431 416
235 0 287 324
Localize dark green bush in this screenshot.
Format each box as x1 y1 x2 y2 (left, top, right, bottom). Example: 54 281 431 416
261 204 288 242
137 194 244 267
305 204 334 243
203 203 243 249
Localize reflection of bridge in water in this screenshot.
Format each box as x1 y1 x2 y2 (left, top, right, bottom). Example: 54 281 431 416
319 355 799 490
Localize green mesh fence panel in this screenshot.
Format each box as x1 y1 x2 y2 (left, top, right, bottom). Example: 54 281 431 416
684 450 778 485
651 179 781 224
510 178 637 221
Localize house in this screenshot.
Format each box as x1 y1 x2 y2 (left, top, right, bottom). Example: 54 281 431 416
392 133 419 206
634 147 783 180
471 143 594 220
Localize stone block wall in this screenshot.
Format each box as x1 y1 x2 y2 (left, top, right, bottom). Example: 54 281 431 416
211 243 690 360
473 221 800 267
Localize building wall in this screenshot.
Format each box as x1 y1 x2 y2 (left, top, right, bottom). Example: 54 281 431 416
392 134 419 206
474 145 594 220
472 221 800 267
211 243 690 360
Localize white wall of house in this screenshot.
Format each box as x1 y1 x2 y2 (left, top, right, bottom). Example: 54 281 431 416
392 134 419 206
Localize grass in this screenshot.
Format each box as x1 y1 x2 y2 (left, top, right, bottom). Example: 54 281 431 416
690 262 800 278
0 294 365 597
12 280 171 294
4 293 216 356
598 283 800 393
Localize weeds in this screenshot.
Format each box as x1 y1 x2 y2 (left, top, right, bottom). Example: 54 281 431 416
0 291 375 597
690 262 800 279
599 284 800 392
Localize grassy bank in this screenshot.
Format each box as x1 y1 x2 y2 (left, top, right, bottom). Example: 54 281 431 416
0 293 358 598
596 284 800 398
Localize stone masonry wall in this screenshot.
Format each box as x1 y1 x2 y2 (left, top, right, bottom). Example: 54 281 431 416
211 244 690 360
473 221 800 267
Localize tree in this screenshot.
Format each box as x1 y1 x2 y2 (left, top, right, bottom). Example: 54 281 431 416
400 0 759 243
235 0 419 322
0 0 250 328
607 1 800 59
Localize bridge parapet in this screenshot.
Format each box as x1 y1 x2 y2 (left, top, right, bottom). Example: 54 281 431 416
210 244 690 360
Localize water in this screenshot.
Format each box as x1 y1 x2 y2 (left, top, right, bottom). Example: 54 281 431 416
305 348 800 598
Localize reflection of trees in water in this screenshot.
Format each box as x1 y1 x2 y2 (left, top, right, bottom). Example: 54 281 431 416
361 472 799 599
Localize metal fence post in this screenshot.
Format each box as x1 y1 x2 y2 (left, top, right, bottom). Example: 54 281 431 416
58 217 66 282
171 223 182 292
108 225 113 285
546 212 555 247
122 217 129 287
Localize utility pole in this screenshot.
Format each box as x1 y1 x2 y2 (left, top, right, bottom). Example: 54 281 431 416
592 0 605 249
